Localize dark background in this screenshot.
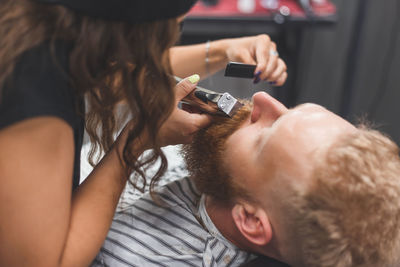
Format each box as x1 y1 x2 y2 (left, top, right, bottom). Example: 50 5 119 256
181 0 400 144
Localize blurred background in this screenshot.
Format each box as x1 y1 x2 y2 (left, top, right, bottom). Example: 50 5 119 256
180 0 400 144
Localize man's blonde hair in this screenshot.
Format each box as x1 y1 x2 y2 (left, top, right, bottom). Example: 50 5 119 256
290 128 400 267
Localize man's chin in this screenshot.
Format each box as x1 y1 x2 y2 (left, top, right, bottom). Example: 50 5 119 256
181 101 252 201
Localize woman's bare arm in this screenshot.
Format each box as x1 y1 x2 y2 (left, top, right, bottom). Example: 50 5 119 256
170 35 287 86
0 117 131 267
170 39 229 79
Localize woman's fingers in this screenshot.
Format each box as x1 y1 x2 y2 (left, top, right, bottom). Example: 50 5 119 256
267 58 287 84
174 74 199 101
157 74 212 146
253 34 273 74
275 71 288 87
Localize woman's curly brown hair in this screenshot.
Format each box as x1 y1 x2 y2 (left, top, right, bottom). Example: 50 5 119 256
0 0 181 192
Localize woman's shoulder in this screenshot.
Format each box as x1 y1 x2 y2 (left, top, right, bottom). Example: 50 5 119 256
0 40 81 130
11 40 73 95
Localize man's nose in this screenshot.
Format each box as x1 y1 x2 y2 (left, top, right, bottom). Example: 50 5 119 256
250 92 288 123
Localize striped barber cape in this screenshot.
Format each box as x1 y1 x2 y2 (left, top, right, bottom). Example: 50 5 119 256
91 176 255 267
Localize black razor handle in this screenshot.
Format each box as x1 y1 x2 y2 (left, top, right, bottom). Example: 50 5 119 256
224 62 257 79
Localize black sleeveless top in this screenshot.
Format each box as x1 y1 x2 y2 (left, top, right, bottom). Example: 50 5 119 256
0 41 85 189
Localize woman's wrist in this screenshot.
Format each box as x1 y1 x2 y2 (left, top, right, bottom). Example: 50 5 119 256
206 39 230 74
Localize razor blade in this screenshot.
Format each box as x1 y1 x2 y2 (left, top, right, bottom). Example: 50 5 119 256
174 76 243 117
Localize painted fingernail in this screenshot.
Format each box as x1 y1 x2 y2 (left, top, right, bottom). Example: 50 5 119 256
254 71 262 78
253 76 261 84
188 74 200 84
269 81 276 85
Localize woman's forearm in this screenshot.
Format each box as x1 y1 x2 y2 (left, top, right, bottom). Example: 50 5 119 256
170 39 230 79
60 127 146 267
59 146 130 267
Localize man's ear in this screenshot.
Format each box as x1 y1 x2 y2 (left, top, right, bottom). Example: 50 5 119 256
232 203 272 246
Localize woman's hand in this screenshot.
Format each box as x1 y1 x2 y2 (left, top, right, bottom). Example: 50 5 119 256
114 75 211 155
158 74 212 146
224 34 287 86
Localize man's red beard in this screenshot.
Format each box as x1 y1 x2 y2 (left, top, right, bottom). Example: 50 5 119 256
182 101 252 203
